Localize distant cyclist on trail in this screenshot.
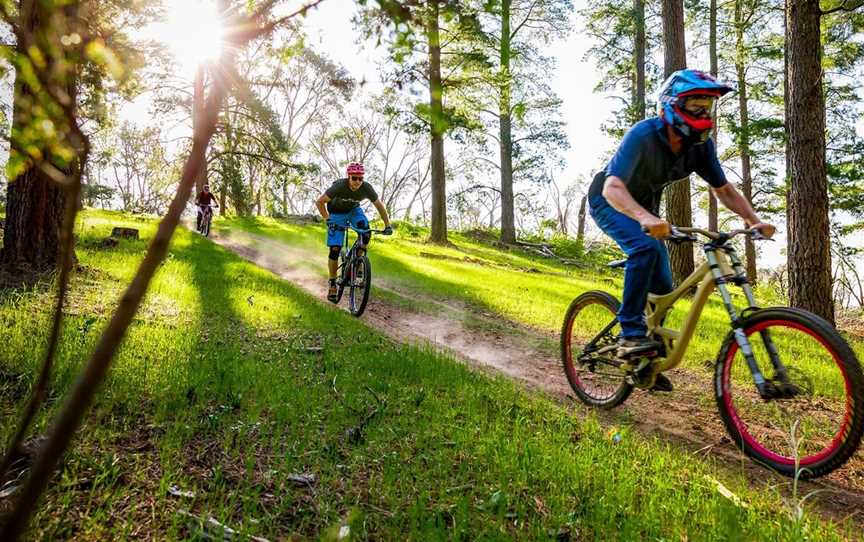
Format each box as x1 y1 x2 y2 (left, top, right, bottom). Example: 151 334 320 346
196 184 218 231
588 68 776 391
316 162 392 303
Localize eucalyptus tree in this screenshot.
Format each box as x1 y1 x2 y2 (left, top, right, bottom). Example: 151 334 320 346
96 122 174 214
661 0 695 284
262 41 355 215
464 0 572 244
359 0 487 243
784 0 864 324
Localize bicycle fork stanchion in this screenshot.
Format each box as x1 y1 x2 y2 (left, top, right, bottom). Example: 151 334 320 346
726 249 790 383
705 248 769 393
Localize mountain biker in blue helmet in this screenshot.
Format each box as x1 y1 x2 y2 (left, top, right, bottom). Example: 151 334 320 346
586 68 776 392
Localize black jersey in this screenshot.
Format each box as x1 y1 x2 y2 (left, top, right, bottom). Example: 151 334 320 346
324 178 379 213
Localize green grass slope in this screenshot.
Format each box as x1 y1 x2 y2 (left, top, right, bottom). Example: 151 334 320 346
220 217 864 374
0 210 853 540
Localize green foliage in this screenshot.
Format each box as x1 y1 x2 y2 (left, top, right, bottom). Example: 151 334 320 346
0 0 156 181
580 0 663 139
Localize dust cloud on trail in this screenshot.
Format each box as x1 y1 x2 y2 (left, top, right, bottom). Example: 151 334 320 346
209 227 562 387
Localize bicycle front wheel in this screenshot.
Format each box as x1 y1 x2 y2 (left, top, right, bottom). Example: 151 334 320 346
715 307 864 478
348 255 371 317
561 291 632 408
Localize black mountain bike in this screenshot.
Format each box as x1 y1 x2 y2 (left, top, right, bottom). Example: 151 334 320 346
332 224 390 317
197 205 215 237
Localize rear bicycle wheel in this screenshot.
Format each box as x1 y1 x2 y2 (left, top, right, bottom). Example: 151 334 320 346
348 255 371 317
715 307 864 478
561 291 632 408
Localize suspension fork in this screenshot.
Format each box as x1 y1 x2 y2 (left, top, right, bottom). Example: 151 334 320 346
706 248 768 391
726 250 789 381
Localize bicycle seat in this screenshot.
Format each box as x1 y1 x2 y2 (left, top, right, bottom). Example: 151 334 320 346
607 259 627 269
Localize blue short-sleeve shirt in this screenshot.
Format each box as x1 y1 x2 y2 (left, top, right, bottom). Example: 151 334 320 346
588 118 728 214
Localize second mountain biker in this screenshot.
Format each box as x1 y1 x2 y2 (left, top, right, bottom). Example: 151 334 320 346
315 162 393 303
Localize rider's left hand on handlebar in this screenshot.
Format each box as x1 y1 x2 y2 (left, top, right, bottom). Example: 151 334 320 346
749 222 776 240
383 225 393 236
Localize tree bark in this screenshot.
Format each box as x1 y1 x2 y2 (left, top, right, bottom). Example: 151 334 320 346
785 0 834 323
576 194 587 243
498 0 516 244
734 0 757 283
708 0 719 232
633 0 646 123
0 3 70 272
661 0 694 284
427 0 447 244
193 66 208 197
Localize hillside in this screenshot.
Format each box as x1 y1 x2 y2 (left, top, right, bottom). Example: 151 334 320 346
0 211 859 539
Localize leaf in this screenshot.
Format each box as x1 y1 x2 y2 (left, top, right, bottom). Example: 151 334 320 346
704 475 748 508
85 40 125 81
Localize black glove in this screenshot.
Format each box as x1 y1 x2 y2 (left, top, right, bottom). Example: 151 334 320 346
383 225 393 236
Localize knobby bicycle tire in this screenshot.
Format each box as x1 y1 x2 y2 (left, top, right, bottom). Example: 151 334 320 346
348 255 371 317
714 307 864 478
561 290 633 408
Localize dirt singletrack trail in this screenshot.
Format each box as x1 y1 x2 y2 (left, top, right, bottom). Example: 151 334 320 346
207 226 864 529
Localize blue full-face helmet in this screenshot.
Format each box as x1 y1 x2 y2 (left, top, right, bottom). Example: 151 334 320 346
657 69 734 142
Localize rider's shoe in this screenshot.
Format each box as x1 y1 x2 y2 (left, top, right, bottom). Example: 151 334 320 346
327 279 339 303
617 335 662 357
618 336 674 392
650 373 674 392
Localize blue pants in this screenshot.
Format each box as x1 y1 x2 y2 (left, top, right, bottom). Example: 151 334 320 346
589 195 673 338
327 207 369 247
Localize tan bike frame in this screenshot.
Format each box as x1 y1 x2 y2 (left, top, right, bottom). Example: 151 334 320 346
642 227 759 374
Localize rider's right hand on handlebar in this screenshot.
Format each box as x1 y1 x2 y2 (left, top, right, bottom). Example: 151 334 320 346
748 222 776 240
640 217 672 239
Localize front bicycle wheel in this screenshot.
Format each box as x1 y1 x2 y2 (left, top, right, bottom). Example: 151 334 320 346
203 215 211 237
715 307 864 478
348 255 371 317
561 291 632 408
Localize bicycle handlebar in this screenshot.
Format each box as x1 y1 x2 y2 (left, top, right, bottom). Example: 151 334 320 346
642 225 772 243
329 223 392 235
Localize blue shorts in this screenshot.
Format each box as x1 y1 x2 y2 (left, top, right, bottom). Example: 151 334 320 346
327 207 369 247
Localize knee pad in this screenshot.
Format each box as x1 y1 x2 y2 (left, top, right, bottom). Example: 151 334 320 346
328 246 340 261
357 220 370 246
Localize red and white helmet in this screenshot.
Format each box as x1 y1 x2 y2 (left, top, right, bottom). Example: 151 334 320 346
346 162 365 177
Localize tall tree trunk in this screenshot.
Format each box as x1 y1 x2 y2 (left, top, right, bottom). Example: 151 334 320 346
734 0 757 283
1 2 73 271
193 66 208 196
785 0 834 323
427 0 448 244
498 0 516 245
576 194 587 243
633 0 646 122
708 0 719 232
661 0 694 284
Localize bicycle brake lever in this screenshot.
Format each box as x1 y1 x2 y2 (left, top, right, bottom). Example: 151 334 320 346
749 230 773 242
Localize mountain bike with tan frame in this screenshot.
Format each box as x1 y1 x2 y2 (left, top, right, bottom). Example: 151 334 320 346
561 226 864 478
